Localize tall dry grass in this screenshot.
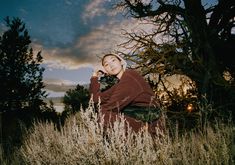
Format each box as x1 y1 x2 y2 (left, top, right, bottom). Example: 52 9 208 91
7 104 235 165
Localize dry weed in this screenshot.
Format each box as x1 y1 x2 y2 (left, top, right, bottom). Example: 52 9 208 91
19 103 234 165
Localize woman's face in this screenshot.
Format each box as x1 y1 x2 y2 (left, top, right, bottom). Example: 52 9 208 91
102 55 124 77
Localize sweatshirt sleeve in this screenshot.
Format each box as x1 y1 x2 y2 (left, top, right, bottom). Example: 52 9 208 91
89 76 100 103
101 73 143 112
89 76 113 103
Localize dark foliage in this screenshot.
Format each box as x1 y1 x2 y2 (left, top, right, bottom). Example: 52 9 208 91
0 17 46 112
62 84 90 116
1 106 63 164
0 17 63 163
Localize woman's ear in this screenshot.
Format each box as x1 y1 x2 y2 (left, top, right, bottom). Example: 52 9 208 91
121 61 127 70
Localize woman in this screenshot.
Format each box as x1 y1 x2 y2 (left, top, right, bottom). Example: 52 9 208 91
89 53 163 134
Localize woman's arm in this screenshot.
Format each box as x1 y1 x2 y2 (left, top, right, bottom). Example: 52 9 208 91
101 73 143 112
89 76 101 103
89 75 113 103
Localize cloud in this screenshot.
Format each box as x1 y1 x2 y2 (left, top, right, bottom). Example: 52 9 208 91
32 42 94 70
29 0 159 71
43 78 77 86
76 18 156 57
82 0 106 20
32 16 158 70
82 0 119 21
32 22 124 70
75 23 123 58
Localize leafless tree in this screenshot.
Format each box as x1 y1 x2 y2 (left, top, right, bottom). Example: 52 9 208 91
116 0 235 113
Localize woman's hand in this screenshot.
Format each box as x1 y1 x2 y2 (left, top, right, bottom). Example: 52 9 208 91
92 70 99 77
92 70 104 77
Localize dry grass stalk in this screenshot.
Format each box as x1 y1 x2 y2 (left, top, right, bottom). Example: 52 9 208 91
17 103 234 165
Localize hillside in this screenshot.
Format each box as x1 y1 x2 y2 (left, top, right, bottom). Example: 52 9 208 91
44 83 89 92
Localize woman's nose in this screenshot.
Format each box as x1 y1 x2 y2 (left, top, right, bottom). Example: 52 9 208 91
109 63 114 68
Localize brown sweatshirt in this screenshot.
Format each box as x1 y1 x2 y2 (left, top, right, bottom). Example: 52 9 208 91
89 69 156 112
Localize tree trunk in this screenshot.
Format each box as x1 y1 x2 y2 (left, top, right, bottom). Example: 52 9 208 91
183 0 218 98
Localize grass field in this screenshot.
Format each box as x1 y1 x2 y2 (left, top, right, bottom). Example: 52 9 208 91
2 104 234 165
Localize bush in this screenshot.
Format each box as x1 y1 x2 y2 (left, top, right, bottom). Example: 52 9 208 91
8 103 234 165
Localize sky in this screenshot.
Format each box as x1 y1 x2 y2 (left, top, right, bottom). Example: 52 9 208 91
0 0 217 97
